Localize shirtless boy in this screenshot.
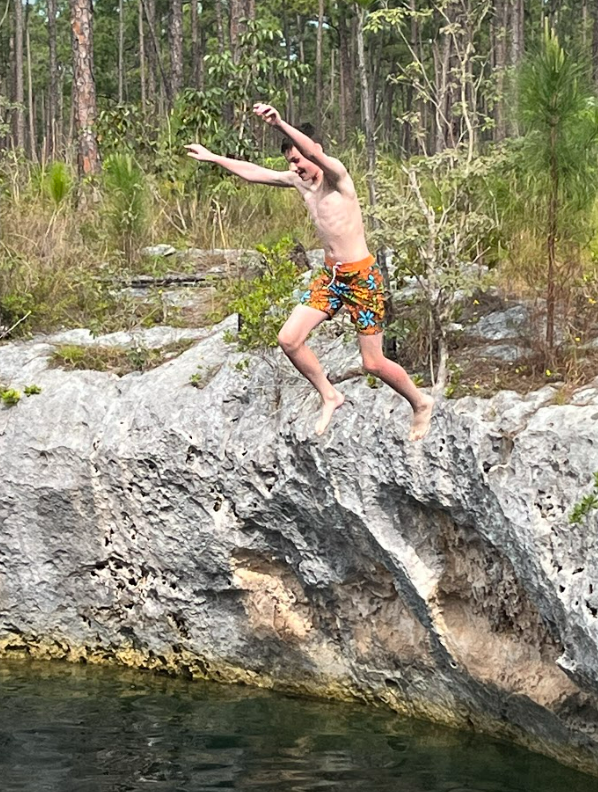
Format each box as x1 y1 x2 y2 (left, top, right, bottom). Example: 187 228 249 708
186 103 434 440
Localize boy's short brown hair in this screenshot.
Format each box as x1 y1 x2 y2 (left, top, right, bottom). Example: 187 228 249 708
281 123 322 154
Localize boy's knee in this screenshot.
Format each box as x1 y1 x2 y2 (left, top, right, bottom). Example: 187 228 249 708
362 356 383 377
278 328 300 355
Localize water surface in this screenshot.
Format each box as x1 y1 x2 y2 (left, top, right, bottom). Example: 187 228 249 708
0 659 596 792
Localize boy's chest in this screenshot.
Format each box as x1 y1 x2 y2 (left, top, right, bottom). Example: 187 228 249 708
302 187 345 222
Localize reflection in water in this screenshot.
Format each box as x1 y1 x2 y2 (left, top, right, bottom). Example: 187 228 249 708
0 660 595 792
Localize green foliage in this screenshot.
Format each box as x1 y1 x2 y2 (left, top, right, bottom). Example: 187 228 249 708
51 339 194 376
517 25 598 231
373 148 498 379
0 290 35 331
570 472 598 525
102 153 150 263
24 384 42 396
0 388 21 406
0 96 19 140
43 161 74 209
190 363 222 389
219 237 301 351
203 19 308 138
96 104 158 159
189 369 203 388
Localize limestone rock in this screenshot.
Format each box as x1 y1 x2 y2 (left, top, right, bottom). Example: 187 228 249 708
463 305 531 342
1 318 598 774
141 244 176 257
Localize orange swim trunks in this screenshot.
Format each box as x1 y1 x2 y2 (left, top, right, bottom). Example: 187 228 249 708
300 253 385 335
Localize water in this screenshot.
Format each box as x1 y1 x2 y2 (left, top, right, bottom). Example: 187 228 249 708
0 660 596 792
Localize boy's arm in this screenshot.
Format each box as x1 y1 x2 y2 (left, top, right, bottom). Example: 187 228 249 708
185 143 297 188
253 104 347 184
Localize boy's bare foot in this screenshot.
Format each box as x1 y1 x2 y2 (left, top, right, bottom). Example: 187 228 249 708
409 394 434 441
315 390 345 435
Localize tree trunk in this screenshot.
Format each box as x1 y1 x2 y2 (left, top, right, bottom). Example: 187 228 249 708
47 0 59 157
14 0 25 150
168 0 183 101
546 124 558 357
144 0 157 101
338 6 350 145
356 9 376 213
383 67 396 147
315 0 324 137
330 47 336 123
511 0 524 66
70 0 100 176
593 0 598 89
433 10 452 153
350 14 358 133
356 5 396 359
230 0 243 63
26 1 36 161
215 0 225 54
583 0 589 47
297 14 305 119
118 0 124 103
494 0 508 141
139 0 146 106
282 0 295 126
191 0 203 90
141 0 170 107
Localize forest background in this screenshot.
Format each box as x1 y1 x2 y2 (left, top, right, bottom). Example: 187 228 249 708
2 0 598 396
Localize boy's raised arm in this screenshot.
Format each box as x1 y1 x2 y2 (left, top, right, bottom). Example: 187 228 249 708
185 143 296 188
253 103 347 184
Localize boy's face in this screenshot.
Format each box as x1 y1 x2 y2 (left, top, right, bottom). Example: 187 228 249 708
284 146 321 182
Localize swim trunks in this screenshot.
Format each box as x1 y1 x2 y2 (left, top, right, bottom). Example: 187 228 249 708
300 253 385 335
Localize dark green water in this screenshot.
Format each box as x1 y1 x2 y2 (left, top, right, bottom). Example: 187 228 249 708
0 660 596 792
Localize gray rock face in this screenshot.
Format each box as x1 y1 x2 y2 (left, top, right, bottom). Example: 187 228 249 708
2 319 598 774
464 305 531 342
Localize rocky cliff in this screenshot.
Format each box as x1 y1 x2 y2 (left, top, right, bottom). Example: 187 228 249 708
1 316 598 774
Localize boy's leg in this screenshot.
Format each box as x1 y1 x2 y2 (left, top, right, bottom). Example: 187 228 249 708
358 332 434 441
278 304 345 434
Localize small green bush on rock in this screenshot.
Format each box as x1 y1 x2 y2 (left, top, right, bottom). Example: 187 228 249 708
219 237 301 351
0 388 21 406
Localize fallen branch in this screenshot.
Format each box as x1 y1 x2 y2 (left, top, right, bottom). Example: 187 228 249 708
0 310 31 340
127 272 225 288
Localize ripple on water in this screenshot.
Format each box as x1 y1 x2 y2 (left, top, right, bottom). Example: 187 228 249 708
0 660 595 792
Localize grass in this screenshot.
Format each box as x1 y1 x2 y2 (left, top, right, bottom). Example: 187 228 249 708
50 338 195 377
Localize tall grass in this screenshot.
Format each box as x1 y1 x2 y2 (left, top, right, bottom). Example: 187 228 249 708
102 153 151 264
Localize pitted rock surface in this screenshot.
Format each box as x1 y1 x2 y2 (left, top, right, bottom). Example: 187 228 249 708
1 317 598 774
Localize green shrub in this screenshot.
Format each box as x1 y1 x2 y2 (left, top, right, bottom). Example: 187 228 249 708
0 388 21 406
218 237 301 351
102 153 150 264
43 161 73 208
570 472 598 525
51 339 194 376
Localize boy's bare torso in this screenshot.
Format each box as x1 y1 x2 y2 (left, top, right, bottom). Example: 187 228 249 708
291 166 370 263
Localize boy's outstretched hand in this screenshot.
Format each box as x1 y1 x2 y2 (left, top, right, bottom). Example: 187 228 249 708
253 103 282 127
185 143 216 162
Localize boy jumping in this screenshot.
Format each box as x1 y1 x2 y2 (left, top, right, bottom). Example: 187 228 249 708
186 104 434 440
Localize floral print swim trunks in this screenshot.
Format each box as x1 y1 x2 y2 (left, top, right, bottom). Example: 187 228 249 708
300 253 385 335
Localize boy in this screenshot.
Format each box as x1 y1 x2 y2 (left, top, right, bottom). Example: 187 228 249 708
186 104 434 439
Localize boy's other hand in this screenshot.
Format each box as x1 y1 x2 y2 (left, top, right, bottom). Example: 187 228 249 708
253 103 282 127
185 143 215 162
